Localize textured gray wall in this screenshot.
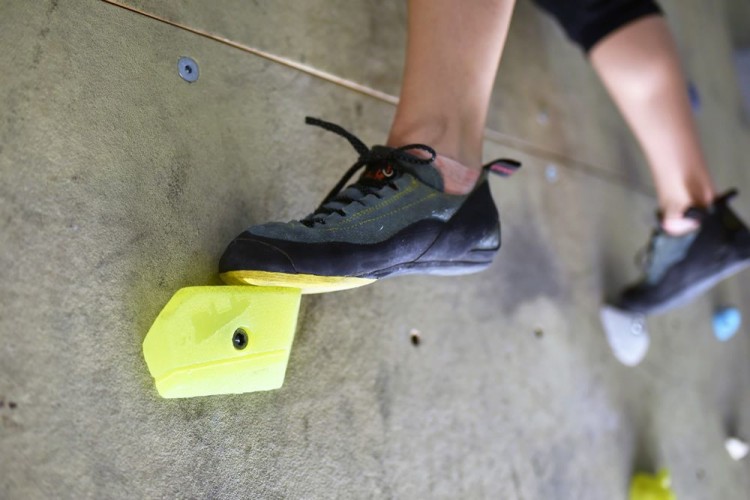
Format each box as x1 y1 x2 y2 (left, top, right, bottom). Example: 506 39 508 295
2 0 750 498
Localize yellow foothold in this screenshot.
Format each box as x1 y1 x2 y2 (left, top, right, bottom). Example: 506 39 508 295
630 469 676 500
143 286 301 398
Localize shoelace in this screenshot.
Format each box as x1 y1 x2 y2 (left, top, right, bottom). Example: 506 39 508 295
301 117 436 226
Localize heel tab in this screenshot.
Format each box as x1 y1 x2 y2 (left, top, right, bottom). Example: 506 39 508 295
483 158 521 178
716 189 739 205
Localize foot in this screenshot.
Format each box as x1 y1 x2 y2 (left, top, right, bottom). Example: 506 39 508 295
617 190 750 314
219 117 520 293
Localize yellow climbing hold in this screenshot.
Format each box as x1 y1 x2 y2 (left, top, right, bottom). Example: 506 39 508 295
143 286 301 398
630 469 676 500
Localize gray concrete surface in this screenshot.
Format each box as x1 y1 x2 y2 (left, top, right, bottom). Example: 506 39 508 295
1 0 750 498
118 0 750 191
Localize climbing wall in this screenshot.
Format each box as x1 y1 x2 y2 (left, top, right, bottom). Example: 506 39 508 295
1 0 750 498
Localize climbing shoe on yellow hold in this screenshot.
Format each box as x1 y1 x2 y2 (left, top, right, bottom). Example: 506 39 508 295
143 286 301 398
220 117 520 294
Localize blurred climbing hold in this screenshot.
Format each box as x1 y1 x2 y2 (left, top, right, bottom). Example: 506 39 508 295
629 469 676 500
687 81 700 113
712 307 741 342
725 437 749 461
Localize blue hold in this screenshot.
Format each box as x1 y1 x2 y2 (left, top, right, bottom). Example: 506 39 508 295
688 81 701 113
713 307 742 342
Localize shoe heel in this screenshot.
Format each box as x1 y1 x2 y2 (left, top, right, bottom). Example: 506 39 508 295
464 247 500 263
417 181 500 265
738 231 750 259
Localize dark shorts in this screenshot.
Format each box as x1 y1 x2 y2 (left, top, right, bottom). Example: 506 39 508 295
532 0 662 53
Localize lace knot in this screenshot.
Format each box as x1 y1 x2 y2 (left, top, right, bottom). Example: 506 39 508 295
301 117 436 227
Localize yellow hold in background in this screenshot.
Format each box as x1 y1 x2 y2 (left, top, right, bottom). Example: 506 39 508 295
630 469 676 500
143 286 302 398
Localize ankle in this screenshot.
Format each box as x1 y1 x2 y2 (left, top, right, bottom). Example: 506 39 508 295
395 146 480 194
386 123 484 194
661 215 700 236
659 187 717 235
432 154 481 194
660 197 705 236
659 184 715 221
657 173 715 213
386 119 483 168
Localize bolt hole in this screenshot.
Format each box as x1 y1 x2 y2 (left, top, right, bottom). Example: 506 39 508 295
534 328 544 339
233 328 248 350
409 328 421 346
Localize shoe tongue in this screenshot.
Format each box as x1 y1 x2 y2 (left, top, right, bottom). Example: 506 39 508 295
310 146 443 221
370 145 444 191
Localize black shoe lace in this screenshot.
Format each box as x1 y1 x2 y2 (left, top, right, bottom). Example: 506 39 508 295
301 117 436 227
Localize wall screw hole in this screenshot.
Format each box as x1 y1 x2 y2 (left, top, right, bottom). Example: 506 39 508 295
410 328 421 346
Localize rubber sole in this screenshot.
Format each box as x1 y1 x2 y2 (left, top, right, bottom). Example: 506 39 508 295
221 259 493 294
221 270 376 294
366 260 492 279
630 253 750 316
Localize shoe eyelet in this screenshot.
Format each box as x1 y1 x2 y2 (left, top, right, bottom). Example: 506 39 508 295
382 165 395 178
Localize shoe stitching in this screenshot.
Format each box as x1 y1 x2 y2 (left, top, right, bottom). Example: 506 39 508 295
323 191 442 233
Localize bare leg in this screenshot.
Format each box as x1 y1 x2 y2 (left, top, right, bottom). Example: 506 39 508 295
590 15 716 233
387 0 516 194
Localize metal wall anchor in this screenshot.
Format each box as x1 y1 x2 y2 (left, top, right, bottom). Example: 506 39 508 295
178 57 199 83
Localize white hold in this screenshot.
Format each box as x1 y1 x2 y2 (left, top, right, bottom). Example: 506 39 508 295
600 306 650 367
725 437 749 461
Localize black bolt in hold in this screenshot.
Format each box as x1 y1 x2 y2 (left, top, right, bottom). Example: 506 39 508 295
178 57 199 83
233 328 248 350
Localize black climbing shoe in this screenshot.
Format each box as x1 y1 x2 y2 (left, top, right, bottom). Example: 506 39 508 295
220 117 520 293
617 190 750 314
